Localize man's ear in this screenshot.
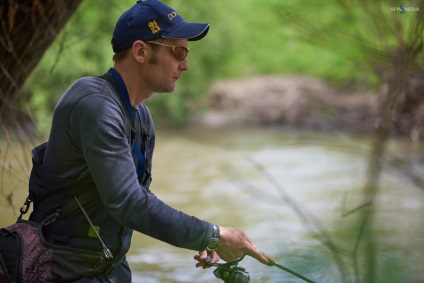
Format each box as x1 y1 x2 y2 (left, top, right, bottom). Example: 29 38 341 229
131 40 147 63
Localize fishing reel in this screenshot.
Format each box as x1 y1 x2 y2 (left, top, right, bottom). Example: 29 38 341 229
206 254 250 283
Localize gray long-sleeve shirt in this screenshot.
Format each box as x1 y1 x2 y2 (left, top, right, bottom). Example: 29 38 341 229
40 74 212 253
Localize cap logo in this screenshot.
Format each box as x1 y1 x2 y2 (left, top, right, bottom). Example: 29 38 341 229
168 11 178 20
148 20 161 34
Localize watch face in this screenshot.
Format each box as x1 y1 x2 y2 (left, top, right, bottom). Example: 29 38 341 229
208 239 220 250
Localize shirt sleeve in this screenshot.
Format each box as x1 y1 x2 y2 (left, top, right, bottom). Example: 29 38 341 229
68 90 213 251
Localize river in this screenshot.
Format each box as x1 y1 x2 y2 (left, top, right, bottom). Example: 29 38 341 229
1 127 423 283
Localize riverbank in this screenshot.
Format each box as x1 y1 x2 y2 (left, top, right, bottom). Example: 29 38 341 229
196 75 424 142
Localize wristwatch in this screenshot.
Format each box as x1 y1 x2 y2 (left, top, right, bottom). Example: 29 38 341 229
206 224 221 251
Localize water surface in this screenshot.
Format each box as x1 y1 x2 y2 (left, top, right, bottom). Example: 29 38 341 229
1 127 423 282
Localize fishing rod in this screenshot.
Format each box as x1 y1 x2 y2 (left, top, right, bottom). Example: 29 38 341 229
205 253 317 283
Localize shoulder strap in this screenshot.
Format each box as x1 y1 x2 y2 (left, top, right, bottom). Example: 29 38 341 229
27 189 99 227
18 188 99 226
58 189 99 217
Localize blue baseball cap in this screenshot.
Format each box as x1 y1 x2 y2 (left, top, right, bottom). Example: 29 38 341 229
112 0 210 53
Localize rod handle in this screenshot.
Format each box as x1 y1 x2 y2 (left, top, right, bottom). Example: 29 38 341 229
261 252 276 266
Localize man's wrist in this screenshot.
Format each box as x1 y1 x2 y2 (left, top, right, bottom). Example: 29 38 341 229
206 224 221 251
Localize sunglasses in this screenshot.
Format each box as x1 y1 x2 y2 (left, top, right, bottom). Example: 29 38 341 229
146 41 190 61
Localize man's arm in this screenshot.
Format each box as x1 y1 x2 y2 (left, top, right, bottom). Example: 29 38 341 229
69 91 212 251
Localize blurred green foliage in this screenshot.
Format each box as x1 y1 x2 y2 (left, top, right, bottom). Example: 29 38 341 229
27 0 385 132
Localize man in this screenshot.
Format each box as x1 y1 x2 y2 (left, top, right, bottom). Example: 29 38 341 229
28 0 269 281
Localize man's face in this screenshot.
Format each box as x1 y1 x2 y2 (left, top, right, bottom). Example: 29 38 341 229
144 38 189 93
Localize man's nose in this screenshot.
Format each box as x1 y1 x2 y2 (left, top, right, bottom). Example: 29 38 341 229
179 58 189 71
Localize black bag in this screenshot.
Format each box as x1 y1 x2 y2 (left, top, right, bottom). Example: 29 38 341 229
0 228 23 282
0 192 123 282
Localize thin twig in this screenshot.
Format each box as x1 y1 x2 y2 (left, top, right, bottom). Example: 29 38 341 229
246 156 352 283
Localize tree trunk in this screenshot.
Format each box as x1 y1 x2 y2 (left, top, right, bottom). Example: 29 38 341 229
0 0 82 129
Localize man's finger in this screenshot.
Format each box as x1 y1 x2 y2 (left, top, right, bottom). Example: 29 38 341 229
248 249 270 265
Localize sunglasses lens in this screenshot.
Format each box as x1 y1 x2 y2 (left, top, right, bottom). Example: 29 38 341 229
174 47 188 60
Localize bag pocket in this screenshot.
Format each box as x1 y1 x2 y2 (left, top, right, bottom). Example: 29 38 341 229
0 228 23 283
1 220 120 282
33 220 113 282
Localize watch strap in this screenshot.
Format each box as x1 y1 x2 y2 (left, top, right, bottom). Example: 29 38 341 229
211 224 220 239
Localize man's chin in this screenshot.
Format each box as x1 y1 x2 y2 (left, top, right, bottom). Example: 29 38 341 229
156 88 175 94
164 84 176 93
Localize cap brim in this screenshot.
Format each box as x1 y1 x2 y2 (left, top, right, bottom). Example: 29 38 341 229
162 22 210 41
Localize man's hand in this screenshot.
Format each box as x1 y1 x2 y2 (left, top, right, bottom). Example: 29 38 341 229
194 250 219 269
216 226 269 265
